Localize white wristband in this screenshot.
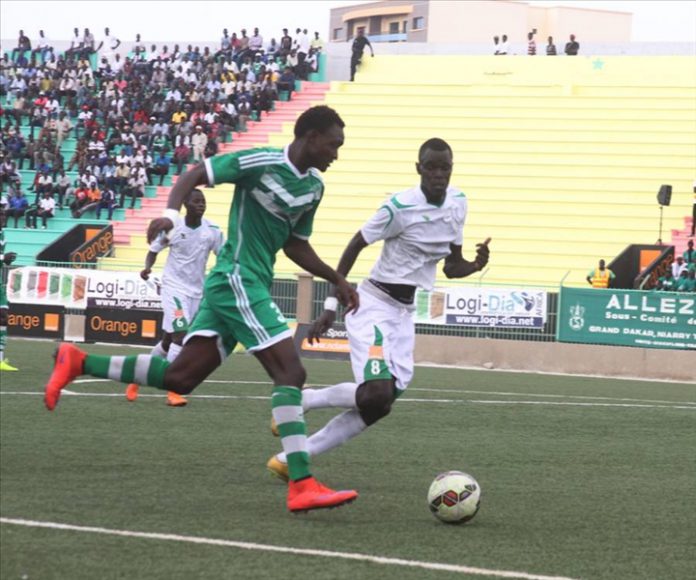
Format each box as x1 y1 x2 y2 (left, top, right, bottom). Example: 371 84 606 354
163 208 179 222
324 296 338 312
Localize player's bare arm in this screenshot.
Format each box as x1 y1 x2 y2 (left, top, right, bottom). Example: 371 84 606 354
283 236 359 313
147 164 208 243
308 231 368 343
140 251 158 281
443 238 491 279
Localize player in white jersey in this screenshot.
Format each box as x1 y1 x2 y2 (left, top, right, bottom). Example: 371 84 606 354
125 188 224 406
268 138 491 480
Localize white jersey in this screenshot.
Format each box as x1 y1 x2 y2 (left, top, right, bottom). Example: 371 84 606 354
361 186 467 291
149 217 224 298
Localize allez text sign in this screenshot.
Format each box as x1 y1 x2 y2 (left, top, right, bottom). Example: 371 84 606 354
558 287 695 350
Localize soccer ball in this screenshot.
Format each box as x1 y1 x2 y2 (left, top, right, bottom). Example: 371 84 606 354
427 471 481 524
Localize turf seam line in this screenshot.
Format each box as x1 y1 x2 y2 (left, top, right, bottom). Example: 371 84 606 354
0 517 581 580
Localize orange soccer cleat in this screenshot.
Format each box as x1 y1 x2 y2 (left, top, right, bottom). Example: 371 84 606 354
287 477 358 513
166 391 188 407
44 343 86 411
125 383 139 402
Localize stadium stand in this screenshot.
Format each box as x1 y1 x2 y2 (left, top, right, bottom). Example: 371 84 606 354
258 55 696 287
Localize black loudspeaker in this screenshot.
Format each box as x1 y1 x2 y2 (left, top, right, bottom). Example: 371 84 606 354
657 185 672 206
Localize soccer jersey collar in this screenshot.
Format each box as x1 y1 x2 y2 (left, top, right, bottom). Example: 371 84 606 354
418 185 447 208
284 145 311 179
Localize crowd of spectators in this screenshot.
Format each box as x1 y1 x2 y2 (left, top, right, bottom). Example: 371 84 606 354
0 26 324 228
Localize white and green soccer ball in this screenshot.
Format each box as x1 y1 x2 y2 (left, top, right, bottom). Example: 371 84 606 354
427 470 481 524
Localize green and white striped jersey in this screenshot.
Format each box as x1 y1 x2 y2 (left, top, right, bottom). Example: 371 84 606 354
204 146 324 286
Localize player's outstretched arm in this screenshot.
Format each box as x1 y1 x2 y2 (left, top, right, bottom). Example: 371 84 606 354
308 231 368 343
443 238 491 279
283 236 358 313
147 163 208 243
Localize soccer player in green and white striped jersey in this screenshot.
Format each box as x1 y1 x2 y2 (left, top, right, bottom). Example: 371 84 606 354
44 106 359 513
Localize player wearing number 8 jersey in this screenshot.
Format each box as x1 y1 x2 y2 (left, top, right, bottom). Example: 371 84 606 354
45 106 360 513
267 138 491 481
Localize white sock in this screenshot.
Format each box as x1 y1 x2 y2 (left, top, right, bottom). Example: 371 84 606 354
277 409 367 463
166 342 182 363
302 382 358 411
150 341 167 358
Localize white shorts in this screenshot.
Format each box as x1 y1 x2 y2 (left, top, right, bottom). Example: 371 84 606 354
160 287 201 334
344 281 415 392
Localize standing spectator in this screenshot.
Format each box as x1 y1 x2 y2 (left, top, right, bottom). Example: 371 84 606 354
546 36 557 56
691 180 695 237
498 34 509 55
296 29 310 80
350 29 374 82
565 34 579 56
311 32 324 53
493 36 500 55
191 125 208 162
684 239 696 265
25 190 55 229
586 259 615 288
96 186 116 220
7 190 29 227
279 28 293 58
249 28 264 59
527 32 537 55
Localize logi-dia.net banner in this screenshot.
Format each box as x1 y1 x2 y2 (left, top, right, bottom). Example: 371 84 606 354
7 267 162 311
415 287 548 329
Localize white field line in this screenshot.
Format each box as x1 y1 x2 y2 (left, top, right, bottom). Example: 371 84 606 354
2 390 695 410
0 517 580 580
63 379 696 406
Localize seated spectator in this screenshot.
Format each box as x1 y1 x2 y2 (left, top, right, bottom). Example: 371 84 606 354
656 269 677 291
120 163 145 209
69 185 90 217
672 256 688 279
112 162 130 193
7 189 29 227
677 269 696 292
53 169 71 208
172 134 191 176
237 96 252 132
191 125 208 162
277 67 296 100
25 190 55 229
96 186 117 220
150 150 171 186
32 168 53 204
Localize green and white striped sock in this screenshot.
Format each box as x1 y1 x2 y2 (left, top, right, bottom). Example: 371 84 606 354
84 354 169 389
272 386 310 481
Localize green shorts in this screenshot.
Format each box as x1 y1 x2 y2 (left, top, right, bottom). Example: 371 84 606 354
185 268 292 358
